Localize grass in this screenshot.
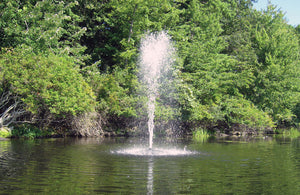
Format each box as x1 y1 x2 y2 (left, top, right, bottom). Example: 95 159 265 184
193 128 210 142
282 128 300 139
0 127 12 138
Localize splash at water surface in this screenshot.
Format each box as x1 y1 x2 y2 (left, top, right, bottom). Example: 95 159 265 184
113 146 198 156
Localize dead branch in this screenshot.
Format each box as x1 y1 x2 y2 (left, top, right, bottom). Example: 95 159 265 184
0 92 28 128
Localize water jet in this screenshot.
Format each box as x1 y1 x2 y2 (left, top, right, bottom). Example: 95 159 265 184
139 31 175 150
113 31 195 156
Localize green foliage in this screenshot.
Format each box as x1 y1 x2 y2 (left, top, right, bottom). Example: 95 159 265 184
0 127 11 138
0 0 299 134
0 47 96 116
172 1 299 130
0 0 88 64
11 124 55 138
220 97 274 129
170 0 261 127
282 128 300 139
97 68 138 118
71 0 182 71
154 102 178 122
249 5 300 123
193 127 210 142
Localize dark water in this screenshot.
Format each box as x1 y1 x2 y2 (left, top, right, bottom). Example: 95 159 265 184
0 137 299 194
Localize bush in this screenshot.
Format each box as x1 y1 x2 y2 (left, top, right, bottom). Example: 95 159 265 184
0 127 11 138
11 124 44 138
97 69 138 118
220 97 275 130
193 128 210 142
282 128 300 139
0 47 96 117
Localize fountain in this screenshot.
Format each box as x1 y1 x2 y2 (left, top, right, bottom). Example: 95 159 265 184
139 31 175 149
113 31 196 156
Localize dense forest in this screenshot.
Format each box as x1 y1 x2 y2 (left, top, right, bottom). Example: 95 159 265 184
0 0 299 137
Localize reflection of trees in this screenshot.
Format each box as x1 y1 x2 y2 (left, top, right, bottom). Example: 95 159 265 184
1 138 300 194
291 139 300 186
0 140 53 182
0 138 105 193
0 141 28 177
0 141 12 179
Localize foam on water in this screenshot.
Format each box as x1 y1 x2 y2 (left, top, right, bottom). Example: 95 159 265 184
113 147 198 156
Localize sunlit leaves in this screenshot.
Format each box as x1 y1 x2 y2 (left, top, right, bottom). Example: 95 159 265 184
0 0 87 64
0 48 96 116
1 0 299 131
250 5 300 123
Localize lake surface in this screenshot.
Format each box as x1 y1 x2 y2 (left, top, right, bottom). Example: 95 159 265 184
0 136 299 194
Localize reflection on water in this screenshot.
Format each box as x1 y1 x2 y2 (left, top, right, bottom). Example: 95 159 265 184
0 137 300 194
147 158 154 195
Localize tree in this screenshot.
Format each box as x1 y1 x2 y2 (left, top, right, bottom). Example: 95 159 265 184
1 0 299 134
0 0 87 65
0 91 27 128
247 5 300 125
0 47 96 127
72 0 181 129
165 0 275 130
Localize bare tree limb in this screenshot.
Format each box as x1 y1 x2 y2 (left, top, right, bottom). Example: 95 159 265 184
0 92 28 128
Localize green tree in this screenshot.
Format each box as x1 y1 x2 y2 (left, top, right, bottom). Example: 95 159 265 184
248 5 300 125
71 0 181 71
72 0 182 128
0 0 87 64
168 0 275 130
0 47 96 126
1 0 298 134
97 68 138 118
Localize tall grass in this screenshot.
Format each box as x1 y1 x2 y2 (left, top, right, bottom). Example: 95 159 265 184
193 128 210 142
0 127 11 138
282 128 300 139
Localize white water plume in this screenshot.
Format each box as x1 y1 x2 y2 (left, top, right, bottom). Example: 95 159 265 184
139 31 175 149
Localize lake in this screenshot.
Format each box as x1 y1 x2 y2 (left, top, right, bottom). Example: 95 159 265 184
0 136 299 194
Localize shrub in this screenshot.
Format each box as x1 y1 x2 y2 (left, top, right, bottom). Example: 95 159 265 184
220 97 275 130
11 124 43 138
193 127 210 142
282 128 300 139
0 47 96 117
0 127 11 138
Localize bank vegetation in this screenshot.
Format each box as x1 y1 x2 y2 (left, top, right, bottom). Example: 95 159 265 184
0 0 299 138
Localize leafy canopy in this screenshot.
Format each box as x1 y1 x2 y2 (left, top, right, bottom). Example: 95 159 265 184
0 47 96 116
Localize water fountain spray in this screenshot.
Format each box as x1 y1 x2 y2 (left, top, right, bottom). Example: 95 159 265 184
139 31 175 149
112 32 197 156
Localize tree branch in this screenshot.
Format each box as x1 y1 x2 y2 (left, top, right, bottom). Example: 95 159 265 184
0 92 28 128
